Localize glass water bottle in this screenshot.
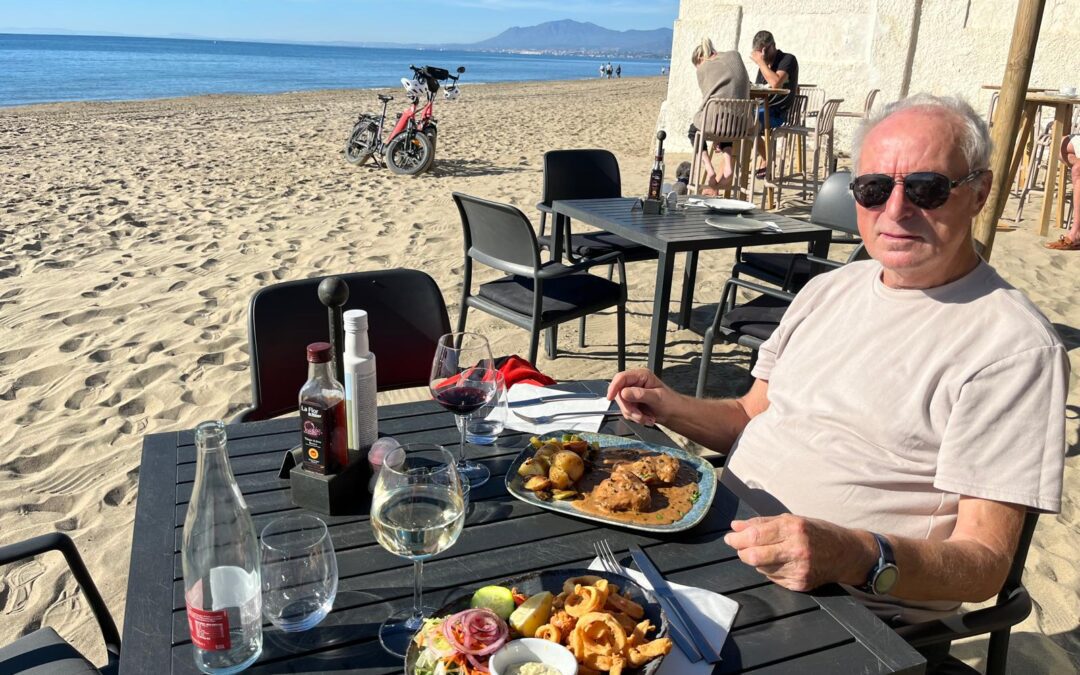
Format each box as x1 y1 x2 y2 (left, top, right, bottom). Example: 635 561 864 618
182 420 263 673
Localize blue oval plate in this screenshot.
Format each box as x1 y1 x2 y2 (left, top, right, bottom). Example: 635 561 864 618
504 430 717 533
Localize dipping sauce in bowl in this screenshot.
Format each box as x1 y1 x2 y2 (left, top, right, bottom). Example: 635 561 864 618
489 638 578 675
506 664 560 675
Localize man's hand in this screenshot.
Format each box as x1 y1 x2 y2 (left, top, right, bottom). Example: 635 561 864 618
723 514 875 592
750 49 766 66
607 368 680 427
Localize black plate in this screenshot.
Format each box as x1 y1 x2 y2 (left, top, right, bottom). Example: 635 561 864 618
404 567 669 674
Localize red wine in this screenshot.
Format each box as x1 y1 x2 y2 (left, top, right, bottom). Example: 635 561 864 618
434 386 490 416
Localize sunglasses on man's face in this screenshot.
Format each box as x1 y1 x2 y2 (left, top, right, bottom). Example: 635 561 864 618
849 170 988 210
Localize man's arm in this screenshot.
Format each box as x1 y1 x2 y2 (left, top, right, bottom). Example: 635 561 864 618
725 496 1025 603
750 50 789 89
607 370 770 453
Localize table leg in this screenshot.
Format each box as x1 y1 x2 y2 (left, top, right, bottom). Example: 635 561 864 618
1007 105 1036 190
679 251 698 329
545 214 567 357
647 252 675 375
1056 108 1074 231
1039 108 1065 236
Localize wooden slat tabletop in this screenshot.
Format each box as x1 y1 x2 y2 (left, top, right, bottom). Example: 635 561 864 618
121 381 924 674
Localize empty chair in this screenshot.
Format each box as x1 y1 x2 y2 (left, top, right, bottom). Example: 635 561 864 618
236 268 451 422
453 192 626 370
733 171 860 292
0 532 120 674
798 85 825 121
776 98 845 196
688 97 757 197
768 94 810 203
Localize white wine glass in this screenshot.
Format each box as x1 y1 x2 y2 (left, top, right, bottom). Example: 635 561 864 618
429 332 495 487
370 443 465 657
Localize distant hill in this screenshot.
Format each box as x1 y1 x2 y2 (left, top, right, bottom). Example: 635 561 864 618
467 19 672 57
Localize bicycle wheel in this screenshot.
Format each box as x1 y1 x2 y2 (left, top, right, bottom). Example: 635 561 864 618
384 130 433 176
419 123 437 173
345 121 378 165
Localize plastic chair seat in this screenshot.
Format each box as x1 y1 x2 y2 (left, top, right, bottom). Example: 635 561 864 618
720 295 789 342
537 231 657 262
478 270 622 323
737 252 811 286
0 628 102 675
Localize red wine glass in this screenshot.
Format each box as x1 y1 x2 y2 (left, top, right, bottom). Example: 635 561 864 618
429 332 495 487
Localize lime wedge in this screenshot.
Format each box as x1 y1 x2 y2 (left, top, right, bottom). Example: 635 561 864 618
469 585 516 620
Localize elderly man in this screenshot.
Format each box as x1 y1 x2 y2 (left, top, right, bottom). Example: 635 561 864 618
1045 134 1080 250
608 95 1067 667
749 30 798 176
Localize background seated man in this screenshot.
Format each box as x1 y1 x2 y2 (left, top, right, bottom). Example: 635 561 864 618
1045 134 1079 250
749 30 798 177
608 94 1068 671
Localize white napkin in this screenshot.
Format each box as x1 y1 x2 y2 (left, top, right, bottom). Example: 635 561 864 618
588 557 738 674
498 383 613 435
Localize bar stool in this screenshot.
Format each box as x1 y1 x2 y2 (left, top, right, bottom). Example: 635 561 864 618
773 99 844 198
688 98 757 197
769 95 810 204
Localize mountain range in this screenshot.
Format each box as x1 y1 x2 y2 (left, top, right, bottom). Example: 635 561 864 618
467 20 672 57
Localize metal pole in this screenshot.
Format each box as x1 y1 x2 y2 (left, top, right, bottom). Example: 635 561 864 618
972 0 1046 260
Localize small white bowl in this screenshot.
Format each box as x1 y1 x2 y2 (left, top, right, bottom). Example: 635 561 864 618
489 638 578 675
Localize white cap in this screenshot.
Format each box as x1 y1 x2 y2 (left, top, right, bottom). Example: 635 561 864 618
343 309 369 333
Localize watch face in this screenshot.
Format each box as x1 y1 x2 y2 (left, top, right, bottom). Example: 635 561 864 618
874 565 899 595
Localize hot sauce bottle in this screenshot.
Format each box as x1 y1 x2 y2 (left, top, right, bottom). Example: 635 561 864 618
299 342 348 474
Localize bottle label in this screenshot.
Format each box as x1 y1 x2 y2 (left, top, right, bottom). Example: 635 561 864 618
186 604 231 651
300 402 330 473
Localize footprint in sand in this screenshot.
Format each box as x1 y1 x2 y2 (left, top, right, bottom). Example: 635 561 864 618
0 559 46 616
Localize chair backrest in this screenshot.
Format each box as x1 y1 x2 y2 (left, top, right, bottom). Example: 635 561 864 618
864 88 881 117
700 98 757 141
987 91 1000 127
799 86 826 117
810 170 859 235
783 94 808 126
453 192 542 278
243 269 451 421
539 149 621 208
816 98 845 136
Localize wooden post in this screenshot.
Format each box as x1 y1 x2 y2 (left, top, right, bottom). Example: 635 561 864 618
972 0 1046 260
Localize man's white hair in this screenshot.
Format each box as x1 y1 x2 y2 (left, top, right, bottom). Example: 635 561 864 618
851 93 992 173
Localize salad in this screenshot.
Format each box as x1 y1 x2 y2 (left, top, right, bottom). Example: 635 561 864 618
411 607 510 675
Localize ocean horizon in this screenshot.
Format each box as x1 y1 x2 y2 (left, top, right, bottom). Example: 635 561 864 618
0 33 668 108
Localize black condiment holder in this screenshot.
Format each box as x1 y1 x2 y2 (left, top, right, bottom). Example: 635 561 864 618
278 276 372 517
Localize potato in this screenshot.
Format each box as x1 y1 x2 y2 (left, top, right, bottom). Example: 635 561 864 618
552 451 585 481
524 475 552 491
548 466 574 489
551 489 578 500
563 440 589 455
518 457 547 478
535 443 560 461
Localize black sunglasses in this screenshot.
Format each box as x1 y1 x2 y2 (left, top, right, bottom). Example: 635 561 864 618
849 170 988 210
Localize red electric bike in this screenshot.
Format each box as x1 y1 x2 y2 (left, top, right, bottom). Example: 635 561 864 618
344 64 464 175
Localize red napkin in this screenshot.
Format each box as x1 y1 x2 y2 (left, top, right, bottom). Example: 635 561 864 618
494 355 556 387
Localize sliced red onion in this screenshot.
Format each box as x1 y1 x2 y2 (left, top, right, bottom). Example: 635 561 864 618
441 608 508 658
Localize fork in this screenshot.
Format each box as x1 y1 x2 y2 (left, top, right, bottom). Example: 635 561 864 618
593 540 702 662
512 409 620 425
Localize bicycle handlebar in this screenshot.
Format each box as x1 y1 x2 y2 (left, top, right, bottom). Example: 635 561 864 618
408 64 463 82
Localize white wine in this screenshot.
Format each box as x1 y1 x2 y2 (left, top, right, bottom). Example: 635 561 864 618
371 484 465 560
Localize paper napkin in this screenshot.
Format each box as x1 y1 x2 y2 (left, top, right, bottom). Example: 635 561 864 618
498 383 613 436
588 557 739 674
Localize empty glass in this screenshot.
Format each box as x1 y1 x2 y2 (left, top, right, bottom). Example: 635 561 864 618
260 514 338 632
462 370 507 445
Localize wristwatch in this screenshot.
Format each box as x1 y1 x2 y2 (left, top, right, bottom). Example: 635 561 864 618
859 532 899 596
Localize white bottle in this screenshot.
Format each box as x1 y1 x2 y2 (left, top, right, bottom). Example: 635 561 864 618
343 309 379 464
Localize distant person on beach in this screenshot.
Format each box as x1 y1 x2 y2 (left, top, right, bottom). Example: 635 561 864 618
687 38 750 194
749 30 798 177
616 64 621 78
1045 134 1080 250
608 94 1067 670
599 63 605 78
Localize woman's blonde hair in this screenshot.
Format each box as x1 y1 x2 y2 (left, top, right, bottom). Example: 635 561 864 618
691 38 716 66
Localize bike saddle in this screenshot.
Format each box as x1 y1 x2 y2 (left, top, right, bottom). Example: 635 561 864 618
378 94 394 102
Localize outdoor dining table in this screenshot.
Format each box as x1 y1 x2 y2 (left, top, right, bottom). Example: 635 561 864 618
119 380 924 673
549 198 832 375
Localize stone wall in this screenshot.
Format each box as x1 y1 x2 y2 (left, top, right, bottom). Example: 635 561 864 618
658 0 1080 155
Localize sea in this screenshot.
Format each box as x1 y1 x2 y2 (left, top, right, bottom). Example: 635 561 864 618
0 33 669 108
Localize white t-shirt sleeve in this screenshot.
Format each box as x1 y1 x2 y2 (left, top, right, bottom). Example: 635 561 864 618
751 271 835 381
934 345 1069 513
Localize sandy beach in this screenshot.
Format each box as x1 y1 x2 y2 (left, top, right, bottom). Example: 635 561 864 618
0 77 1076 671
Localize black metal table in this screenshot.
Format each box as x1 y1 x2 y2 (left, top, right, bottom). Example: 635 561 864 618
121 380 924 674
550 198 832 374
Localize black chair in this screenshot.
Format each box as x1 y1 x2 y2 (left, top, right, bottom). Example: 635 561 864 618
733 170 861 291
894 510 1040 675
235 268 451 422
696 244 870 396
0 533 120 674
452 192 626 370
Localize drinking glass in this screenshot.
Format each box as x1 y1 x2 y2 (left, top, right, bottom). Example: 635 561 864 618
260 514 338 632
370 443 465 657
429 332 495 487
461 370 507 445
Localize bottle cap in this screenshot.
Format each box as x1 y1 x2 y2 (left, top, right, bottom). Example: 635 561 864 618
306 342 333 363
343 309 369 333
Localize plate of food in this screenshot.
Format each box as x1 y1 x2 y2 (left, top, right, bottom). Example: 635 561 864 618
504 431 717 533
688 197 756 214
405 567 671 675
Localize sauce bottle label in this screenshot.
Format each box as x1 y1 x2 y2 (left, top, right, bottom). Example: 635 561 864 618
186 604 231 651
300 402 330 473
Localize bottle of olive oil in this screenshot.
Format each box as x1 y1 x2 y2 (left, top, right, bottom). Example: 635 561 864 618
647 130 667 201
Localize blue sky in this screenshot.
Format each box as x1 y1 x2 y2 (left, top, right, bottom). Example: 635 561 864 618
0 0 680 44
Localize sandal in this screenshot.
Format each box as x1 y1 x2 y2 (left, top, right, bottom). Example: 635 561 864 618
755 168 767 180
1045 235 1080 250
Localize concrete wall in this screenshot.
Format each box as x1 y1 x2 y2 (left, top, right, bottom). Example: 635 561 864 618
659 0 1080 155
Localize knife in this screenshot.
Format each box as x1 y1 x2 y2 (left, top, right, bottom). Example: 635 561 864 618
629 544 723 664
507 392 606 408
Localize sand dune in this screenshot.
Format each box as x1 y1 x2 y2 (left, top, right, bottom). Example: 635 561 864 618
0 77 1076 671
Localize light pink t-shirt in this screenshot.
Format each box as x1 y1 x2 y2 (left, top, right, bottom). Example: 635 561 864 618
726 259 1069 622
